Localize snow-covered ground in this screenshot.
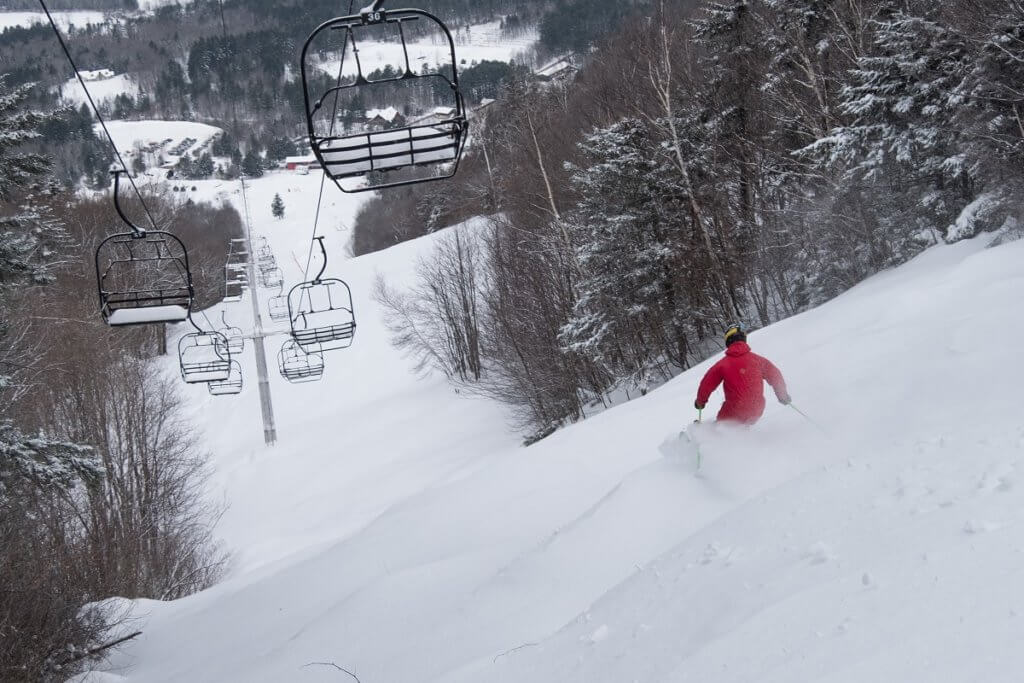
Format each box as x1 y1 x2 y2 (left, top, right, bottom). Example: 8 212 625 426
0 10 106 30
59 73 138 107
134 0 192 10
70 162 1024 683
315 17 538 79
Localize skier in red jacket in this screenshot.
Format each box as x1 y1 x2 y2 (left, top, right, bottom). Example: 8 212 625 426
695 324 791 425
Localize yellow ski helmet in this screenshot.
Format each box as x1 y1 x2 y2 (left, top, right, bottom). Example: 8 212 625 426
724 323 746 345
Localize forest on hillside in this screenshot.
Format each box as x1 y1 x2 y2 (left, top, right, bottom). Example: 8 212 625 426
366 0 1024 440
0 0 634 185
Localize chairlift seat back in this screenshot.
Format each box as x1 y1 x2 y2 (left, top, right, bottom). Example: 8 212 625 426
268 295 290 321
179 331 232 383
208 360 243 395
278 339 325 383
288 277 356 351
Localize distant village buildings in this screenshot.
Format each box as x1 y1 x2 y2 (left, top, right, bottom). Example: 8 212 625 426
283 155 321 173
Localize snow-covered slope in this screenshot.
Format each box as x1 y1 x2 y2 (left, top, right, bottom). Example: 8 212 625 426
315 18 538 79
84 173 1024 683
0 10 105 30
59 74 138 108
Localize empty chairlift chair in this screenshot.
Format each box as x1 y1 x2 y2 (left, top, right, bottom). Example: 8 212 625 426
224 265 246 302
278 339 325 383
288 237 356 352
224 241 250 303
268 294 290 321
261 266 284 290
218 311 245 355
256 245 276 271
208 360 243 396
229 237 249 257
179 330 232 383
96 171 194 325
300 0 468 192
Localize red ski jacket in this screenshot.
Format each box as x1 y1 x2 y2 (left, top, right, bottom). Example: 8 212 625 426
696 341 789 424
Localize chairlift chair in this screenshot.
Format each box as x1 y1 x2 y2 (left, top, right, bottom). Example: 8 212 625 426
179 330 232 383
96 171 194 326
224 265 246 302
227 250 249 269
258 259 278 275
258 259 277 278
268 294 290 321
260 266 284 290
208 360 243 396
278 339 325 383
288 237 356 352
256 249 276 274
218 311 245 355
300 0 468 193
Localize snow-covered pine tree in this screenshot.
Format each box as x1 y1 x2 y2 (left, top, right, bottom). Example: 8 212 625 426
956 2 1024 236
816 9 975 239
560 118 693 390
759 0 847 143
192 151 215 178
271 192 285 219
241 148 263 178
0 423 99 505
0 79 73 399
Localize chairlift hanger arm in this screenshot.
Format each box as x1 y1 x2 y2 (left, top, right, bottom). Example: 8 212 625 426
313 236 328 283
111 170 147 238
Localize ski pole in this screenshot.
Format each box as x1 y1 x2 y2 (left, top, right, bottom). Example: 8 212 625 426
692 408 703 471
789 403 828 435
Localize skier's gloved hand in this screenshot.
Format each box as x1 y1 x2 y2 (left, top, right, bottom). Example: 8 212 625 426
779 395 792 406
694 400 705 410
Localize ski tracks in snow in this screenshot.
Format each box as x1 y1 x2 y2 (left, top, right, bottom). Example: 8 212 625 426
483 426 1024 683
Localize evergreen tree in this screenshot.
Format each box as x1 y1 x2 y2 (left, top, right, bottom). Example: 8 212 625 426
962 6 1024 184
0 80 68 291
0 423 99 505
0 79 95 488
271 192 284 219
560 118 692 388
814 11 974 234
211 130 237 157
265 135 297 163
241 148 263 177
191 152 215 178
175 153 195 178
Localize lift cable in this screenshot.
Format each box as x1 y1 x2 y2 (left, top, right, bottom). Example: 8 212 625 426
301 0 354 282
38 0 159 233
